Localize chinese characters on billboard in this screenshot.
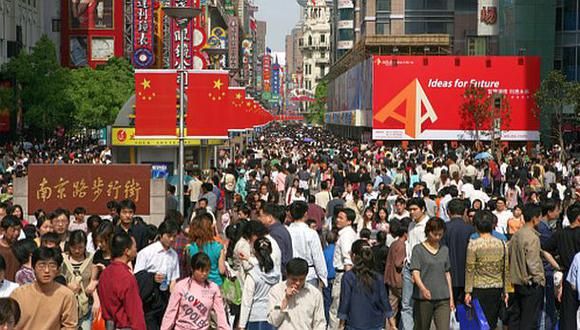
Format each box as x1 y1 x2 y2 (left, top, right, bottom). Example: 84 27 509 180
28 165 151 215
133 0 155 68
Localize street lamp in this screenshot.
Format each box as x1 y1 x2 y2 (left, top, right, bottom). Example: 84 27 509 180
164 6 201 218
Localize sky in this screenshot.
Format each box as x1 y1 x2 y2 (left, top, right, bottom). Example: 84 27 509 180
253 0 301 53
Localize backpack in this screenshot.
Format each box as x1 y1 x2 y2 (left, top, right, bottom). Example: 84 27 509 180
62 254 93 318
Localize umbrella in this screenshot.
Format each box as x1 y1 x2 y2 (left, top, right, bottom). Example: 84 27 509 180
303 138 314 143
474 152 493 160
167 175 193 187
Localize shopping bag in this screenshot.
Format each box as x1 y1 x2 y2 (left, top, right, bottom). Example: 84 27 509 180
456 298 490 330
91 308 106 330
450 311 460 330
222 277 242 305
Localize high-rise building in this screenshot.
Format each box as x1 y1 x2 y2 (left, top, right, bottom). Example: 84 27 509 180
499 0 555 78
255 20 267 56
331 0 354 63
0 0 45 65
299 0 331 94
285 26 303 77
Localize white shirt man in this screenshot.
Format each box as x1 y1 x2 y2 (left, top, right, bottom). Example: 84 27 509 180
493 199 513 235
133 223 180 289
287 206 327 287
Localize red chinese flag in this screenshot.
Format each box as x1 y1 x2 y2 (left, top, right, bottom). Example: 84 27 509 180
228 87 255 130
186 71 232 138
135 70 177 136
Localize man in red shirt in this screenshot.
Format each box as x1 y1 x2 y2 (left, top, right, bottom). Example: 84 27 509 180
97 232 146 330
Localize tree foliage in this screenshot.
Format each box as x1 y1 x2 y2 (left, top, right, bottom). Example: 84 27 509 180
0 37 135 135
305 80 327 125
534 70 580 155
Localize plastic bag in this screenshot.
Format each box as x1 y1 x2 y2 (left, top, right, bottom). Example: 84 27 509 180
456 298 491 330
450 311 460 330
91 308 106 330
222 277 242 305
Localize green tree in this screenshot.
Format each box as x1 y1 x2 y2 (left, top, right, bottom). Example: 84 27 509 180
67 57 134 129
305 80 327 125
1 36 74 135
534 70 580 159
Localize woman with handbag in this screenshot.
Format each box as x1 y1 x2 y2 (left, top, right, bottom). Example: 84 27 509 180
464 210 509 329
61 230 99 330
238 237 281 330
160 252 229 330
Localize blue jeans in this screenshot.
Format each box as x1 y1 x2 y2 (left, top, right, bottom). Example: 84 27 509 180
400 264 414 330
323 279 334 323
346 326 382 330
247 321 275 330
538 272 556 330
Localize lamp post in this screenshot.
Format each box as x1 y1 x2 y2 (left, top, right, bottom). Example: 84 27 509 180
163 6 201 217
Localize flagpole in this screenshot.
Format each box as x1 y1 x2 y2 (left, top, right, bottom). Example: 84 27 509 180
164 7 201 218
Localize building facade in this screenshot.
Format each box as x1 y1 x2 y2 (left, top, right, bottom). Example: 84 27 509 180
0 0 45 65
299 0 331 94
331 0 354 63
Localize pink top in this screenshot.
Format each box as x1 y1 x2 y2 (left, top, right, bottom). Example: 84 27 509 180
160 277 228 330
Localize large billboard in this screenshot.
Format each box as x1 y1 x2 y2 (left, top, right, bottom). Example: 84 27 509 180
372 56 541 141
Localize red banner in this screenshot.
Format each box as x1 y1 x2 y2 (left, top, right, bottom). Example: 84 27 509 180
263 54 271 92
135 70 177 136
186 70 231 138
372 56 541 141
133 0 155 68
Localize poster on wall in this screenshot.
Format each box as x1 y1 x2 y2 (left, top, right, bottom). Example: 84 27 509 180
70 36 89 67
69 0 114 29
372 56 541 141
91 37 115 61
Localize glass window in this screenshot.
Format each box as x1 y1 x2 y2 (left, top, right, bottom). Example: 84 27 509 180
339 29 353 40
321 34 326 43
339 8 354 20
406 0 449 10
564 0 577 31
376 22 390 35
377 0 390 11
556 7 562 32
563 46 576 80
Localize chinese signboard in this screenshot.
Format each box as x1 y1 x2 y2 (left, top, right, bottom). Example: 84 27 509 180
28 165 151 215
133 0 155 68
112 128 223 146
169 0 207 69
372 56 540 141
478 0 499 36
263 53 271 92
228 16 239 69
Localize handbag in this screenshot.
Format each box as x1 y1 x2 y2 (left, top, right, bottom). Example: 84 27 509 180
456 298 491 330
450 311 460 330
222 277 242 305
499 241 510 323
91 308 106 330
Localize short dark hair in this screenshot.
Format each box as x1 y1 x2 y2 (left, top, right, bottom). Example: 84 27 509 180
359 228 371 240
158 220 180 236
190 252 211 273
0 297 20 326
40 232 61 246
407 197 426 211
286 258 309 277
523 204 542 223
541 199 559 217
447 198 466 217
396 217 412 237
167 185 176 194
106 200 118 210
0 216 21 231
68 230 88 249
110 232 134 259
242 220 268 239
11 239 36 265
567 203 580 224
424 217 446 236
473 210 494 233
117 199 136 214
289 201 308 220
320 181 328 190
261 203 282 221
338 208 356 224
53 208 70 220
73 207 86 215
31 247 63 269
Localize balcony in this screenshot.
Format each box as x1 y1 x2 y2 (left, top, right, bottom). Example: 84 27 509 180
300 41 330 51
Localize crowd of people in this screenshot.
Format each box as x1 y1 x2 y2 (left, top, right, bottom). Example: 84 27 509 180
0 123 578 330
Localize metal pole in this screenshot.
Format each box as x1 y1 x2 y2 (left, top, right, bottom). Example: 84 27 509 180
178 25 186 217
214 146 218 168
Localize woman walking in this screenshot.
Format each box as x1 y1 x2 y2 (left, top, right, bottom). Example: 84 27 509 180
410 217 454 330
161 253 229 330
238 237 281 330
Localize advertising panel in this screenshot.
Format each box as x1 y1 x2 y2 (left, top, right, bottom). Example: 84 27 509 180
133 0 155 68
372 56 541 141
69 0 114 30
263 53 271 92
478 0 499 36
28 164 151 215
228 16 239 69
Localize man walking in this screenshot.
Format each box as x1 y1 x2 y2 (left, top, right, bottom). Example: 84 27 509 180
509 204 545 329
98 233 146 330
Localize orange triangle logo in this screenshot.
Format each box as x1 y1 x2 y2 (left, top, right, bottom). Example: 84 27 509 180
374 79 438 138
